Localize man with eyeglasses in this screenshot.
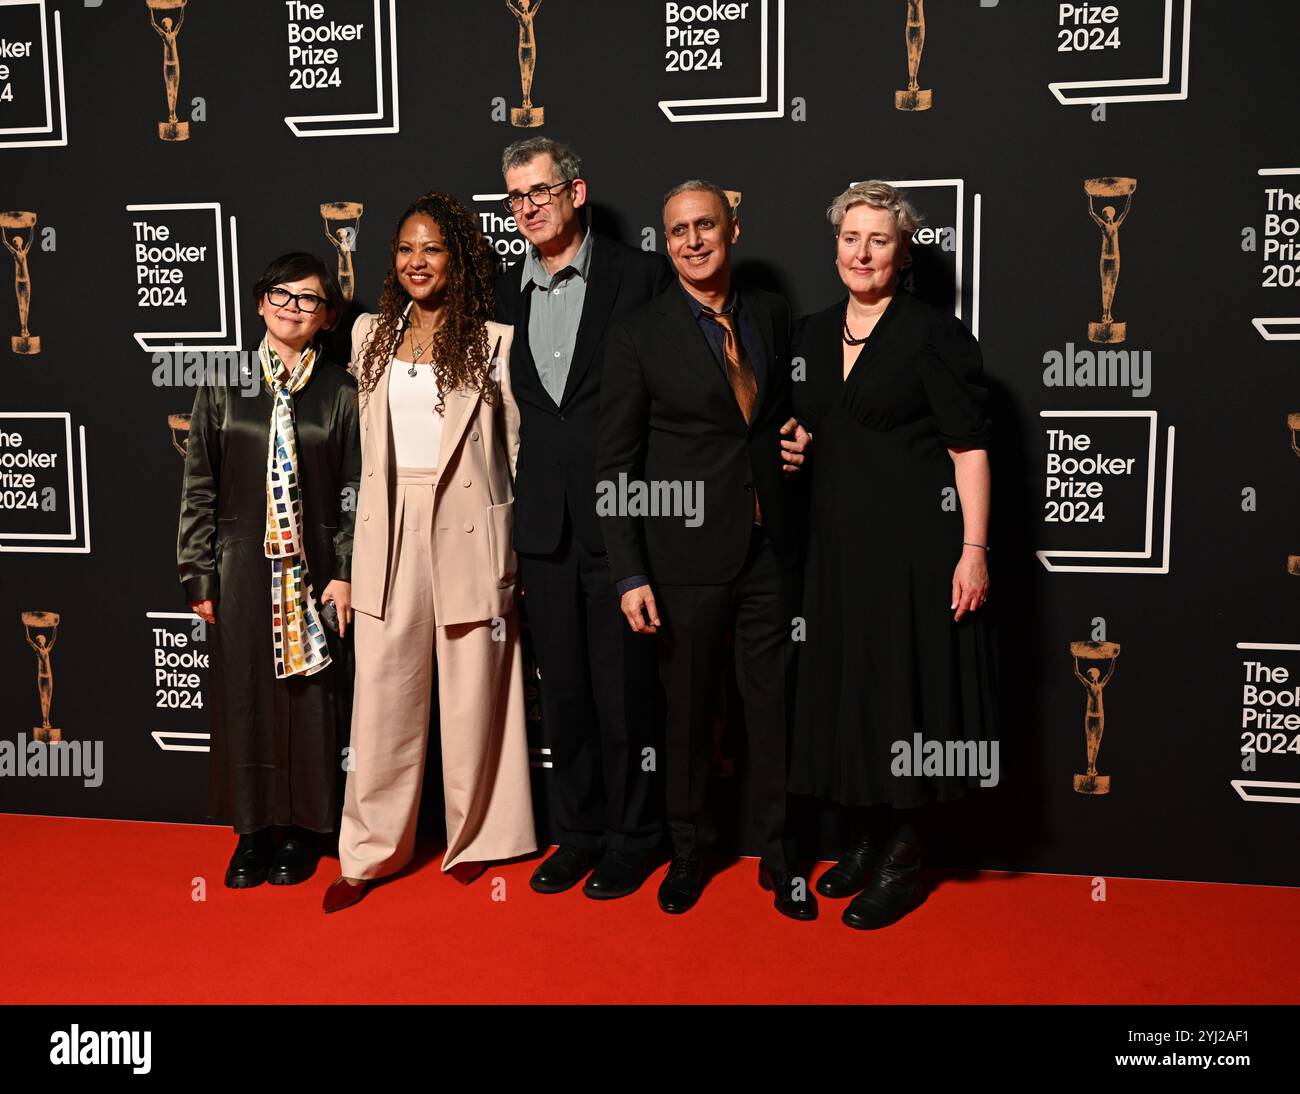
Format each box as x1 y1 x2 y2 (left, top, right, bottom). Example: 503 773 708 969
494 136 673 899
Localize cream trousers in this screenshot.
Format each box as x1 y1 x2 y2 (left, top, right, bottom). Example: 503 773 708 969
339 468 536 878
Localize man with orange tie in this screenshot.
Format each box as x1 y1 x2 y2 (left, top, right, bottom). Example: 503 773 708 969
596 180 814 919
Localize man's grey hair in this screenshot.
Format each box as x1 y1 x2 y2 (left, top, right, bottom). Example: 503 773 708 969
501 137 582 182
662 179 735 223
826 180 923 236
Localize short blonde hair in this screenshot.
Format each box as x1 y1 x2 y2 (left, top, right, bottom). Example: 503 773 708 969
827 180 923 237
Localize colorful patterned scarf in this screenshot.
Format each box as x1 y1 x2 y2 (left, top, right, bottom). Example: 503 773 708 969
260 337 332 679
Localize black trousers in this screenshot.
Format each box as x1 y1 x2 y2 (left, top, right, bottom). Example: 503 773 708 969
519 510 663 854
654 526 796 873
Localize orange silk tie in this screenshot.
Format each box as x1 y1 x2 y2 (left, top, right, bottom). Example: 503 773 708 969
703 308 761 524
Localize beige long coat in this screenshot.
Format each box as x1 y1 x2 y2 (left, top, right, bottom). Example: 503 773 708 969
348 313 519 623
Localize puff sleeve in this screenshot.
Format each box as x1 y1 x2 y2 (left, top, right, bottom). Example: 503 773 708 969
919 309 991 449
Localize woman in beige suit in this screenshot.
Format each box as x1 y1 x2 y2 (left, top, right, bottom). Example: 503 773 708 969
324 191 536 912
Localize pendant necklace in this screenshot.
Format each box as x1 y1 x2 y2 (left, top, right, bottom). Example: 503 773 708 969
407 334 431 376
406 322 438 377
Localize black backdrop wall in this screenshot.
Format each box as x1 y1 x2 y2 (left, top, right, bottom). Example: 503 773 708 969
2 0 1297 887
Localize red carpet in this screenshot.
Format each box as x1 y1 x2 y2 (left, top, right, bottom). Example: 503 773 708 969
3 814 1296 1004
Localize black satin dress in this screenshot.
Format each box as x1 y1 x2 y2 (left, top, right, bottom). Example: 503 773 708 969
789 292 998 808
177 355 361 833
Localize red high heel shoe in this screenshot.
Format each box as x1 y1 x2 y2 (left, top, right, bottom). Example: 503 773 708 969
322 875 368 913
447 861 487 885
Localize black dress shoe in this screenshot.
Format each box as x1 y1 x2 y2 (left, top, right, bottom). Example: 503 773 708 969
842 839 926 930
225 830 272 889
657 856 704 914
529 845 600 894
583 849 656 900
759 863 819 921
816 834 881 898
268 830 318 886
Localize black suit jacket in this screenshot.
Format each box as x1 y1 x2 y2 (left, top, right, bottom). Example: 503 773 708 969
596 282 804 586
494 233 673 556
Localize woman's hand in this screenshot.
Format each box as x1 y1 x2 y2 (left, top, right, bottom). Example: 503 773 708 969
190 599 216 625
321 580 353 638
950 546 988 622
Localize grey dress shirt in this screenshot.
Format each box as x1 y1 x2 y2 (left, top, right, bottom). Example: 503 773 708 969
520 229 593 405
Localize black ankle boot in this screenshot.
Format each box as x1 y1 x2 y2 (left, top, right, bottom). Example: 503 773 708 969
816 833 881 898
842 838 925 930
225 829 272 889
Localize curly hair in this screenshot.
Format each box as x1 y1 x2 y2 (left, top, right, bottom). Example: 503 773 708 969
355 191 498 414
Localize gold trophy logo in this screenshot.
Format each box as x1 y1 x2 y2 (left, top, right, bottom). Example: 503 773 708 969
724 191 743 216
1070 640 1120 794
321 202 364 303
1 211 39 355
1085 177 1136 344
169 412 191 457
507 0 544 128
895 0 932 111
148 0 189 142
23 611 62 743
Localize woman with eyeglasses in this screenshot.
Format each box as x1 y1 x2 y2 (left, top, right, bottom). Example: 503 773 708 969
323 191 536 913
178 251 361 891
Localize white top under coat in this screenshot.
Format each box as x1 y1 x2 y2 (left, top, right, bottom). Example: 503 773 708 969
388 359 445 468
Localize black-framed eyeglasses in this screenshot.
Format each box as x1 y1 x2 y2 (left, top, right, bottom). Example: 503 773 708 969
266 286 327 313
503 179 574 213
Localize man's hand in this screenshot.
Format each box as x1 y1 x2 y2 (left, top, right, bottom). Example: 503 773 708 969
620 584 660 634
190 599 216 625
780 417 812 475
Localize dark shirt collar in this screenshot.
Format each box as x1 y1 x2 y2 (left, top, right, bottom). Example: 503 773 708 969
678 279 738 320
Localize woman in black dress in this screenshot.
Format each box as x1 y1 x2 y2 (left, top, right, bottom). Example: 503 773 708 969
178 252 361 889
790 181 996 930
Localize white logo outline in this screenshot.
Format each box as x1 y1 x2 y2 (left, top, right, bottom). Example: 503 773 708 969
658 0 785 123
124 202 243 352
1036 410 1175 575
0 0 68 149
1048 0 1192 107
1232 641 1300 804
0 412 90 554
283 0 400 138
1252 167 1300 341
